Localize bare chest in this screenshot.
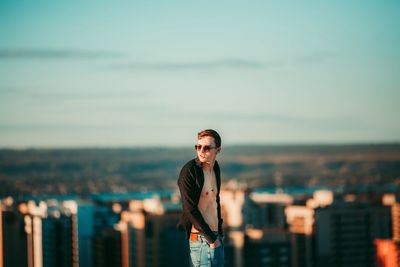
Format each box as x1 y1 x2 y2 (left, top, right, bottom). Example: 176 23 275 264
200 170 217 198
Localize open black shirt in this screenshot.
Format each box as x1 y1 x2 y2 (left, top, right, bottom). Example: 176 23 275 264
176 157 224 244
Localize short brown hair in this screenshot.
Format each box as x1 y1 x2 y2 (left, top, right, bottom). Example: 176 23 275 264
197 129 221 148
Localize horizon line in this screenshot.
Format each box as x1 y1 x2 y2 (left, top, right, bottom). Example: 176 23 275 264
1 141 400 150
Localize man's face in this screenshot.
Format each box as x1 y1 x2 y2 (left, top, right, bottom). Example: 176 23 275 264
196 136 220 164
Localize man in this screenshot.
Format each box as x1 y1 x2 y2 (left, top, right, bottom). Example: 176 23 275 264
177 129 225 267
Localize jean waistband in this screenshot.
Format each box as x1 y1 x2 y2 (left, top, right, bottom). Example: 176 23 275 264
191 232 220 243
191 231 219 235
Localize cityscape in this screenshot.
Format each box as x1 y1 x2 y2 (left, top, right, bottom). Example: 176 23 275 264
1 145 399 267
1 2 399 267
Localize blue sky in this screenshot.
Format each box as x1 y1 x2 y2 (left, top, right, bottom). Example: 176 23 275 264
0 1 399 147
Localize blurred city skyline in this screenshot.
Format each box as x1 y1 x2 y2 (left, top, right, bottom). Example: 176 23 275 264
0 2 399 148
1 182 398 267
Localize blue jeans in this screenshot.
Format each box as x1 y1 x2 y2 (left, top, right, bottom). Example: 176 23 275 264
189 233 225 267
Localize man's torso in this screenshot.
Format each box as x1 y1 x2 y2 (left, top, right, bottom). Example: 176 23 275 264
192 169 218 232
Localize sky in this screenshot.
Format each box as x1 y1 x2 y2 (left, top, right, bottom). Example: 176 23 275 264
0 1 399 148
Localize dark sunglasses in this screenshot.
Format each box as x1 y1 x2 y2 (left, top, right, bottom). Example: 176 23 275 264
194 144 217 153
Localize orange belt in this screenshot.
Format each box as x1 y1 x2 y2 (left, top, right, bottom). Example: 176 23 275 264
191 225 200 241
190 232 200 241
190 231 219 241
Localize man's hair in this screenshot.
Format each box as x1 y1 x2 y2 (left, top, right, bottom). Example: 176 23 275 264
197 129 221 148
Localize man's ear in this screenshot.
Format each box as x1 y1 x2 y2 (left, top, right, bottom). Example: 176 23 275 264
217 147 221 153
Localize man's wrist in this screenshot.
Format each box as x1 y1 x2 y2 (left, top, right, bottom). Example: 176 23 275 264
210 239 221 248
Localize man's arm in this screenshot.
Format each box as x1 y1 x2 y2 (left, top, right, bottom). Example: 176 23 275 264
178 166 217 244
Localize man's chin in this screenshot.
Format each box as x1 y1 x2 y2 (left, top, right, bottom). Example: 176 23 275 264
198 157 207 162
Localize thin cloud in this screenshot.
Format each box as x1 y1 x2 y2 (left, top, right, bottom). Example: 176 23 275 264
180 111 371 130
111 58 281 71
110 52 335 71
0 86 148 100
0 110 373 135
189 112 300 122
0 123 119 132
0 86 20 95
0 49 124 60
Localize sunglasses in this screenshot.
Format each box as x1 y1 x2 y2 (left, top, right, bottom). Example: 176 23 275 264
194 144 217 153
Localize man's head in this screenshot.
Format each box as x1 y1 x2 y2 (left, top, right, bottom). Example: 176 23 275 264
195 129 221 164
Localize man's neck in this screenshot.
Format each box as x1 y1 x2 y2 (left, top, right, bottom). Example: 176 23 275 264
202 161 215 173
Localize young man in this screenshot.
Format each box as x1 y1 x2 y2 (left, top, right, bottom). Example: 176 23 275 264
177 129 225 267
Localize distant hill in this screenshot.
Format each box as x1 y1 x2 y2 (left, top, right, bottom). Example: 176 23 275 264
1 144 399 197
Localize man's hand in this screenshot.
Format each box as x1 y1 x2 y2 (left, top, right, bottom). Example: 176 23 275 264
209 238 221 249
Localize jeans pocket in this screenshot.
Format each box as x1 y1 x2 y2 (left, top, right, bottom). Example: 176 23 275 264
189 241 202 267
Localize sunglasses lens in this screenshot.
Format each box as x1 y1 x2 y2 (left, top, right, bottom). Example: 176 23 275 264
195 144 216 152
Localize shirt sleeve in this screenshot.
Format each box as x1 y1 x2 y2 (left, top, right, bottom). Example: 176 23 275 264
216 193 224 237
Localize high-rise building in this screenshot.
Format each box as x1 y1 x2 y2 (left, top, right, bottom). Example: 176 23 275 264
77 202 94 267
375 239 400 267
2 198 82 267
1 198 29 267
92 203 122 267
285 206 314 267
285 190 334 267
243 192 293 229
314 203 391 267
286 191 392 267
243 229 291 267
391 203 400 241
220 186 246 267
41 200 79 267
241 191 293 267
119 196 190 267
0 201 2 267
24 201 47 267
93 226 122 267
